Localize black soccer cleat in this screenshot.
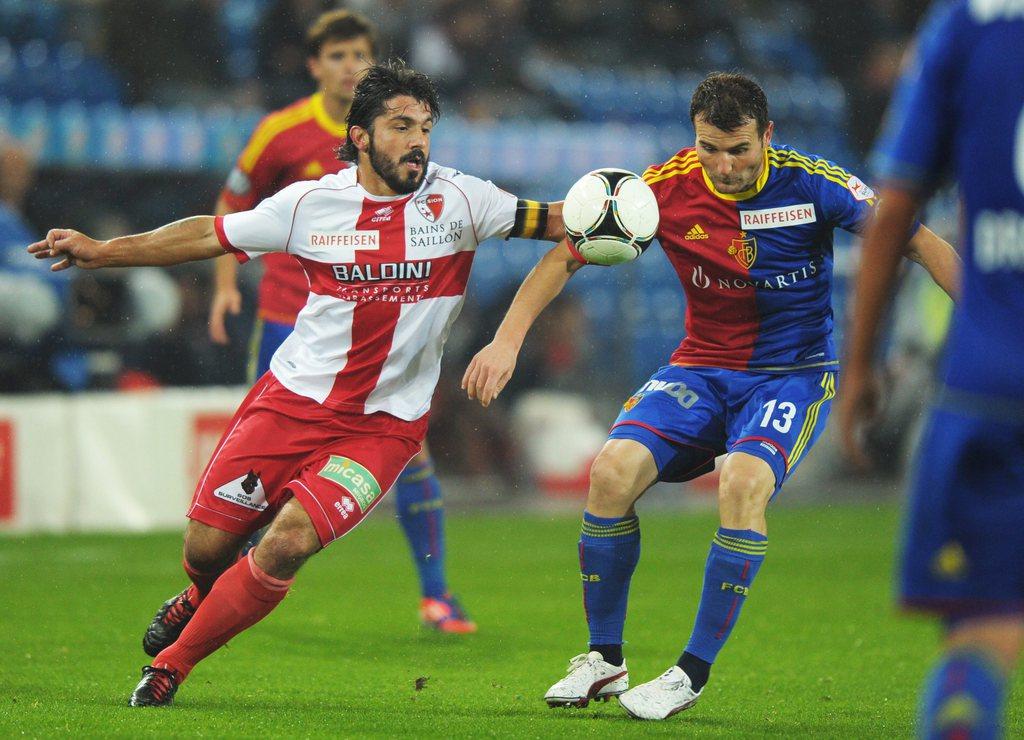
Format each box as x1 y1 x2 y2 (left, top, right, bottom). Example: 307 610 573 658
142 587 197 657
128 665 179 707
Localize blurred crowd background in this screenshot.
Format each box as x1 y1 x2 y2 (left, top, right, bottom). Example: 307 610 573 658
0 0 952 480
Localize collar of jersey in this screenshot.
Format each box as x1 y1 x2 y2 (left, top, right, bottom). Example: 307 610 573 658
700 149 770 201
310 92 348 138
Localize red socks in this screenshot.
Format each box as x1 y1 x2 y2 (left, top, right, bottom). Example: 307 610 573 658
155 551 293 681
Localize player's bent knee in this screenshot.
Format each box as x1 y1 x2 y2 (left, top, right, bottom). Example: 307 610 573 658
588 449 643 512
718 457 775 524
254 499 322 578
183 520 246 572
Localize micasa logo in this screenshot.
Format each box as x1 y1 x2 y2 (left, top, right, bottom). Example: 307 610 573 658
581 573 601 582
720 582 750 595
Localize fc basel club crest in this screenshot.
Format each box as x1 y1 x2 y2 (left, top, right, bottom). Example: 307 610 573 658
728 232 758 269
415 194 444 223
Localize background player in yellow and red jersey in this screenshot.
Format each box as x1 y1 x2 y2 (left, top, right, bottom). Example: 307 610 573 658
203 9 476 635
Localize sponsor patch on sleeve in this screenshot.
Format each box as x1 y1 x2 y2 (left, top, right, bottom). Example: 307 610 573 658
846 175 875 202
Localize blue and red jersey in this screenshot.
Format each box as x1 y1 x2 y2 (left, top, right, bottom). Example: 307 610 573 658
642 144 876 372
872 0 1024 401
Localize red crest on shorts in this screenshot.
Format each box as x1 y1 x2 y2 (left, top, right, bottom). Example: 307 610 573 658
415 194 444 223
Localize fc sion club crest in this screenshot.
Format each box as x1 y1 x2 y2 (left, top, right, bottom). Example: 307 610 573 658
415 194 444 223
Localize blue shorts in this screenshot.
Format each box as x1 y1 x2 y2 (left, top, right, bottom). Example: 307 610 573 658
248 317 294 384
899 397 1024 618
608 365 837 493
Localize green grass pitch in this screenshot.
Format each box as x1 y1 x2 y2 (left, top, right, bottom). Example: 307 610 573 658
1 504 1021 737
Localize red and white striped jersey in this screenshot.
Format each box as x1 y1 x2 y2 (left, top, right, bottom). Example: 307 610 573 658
215 162 517 420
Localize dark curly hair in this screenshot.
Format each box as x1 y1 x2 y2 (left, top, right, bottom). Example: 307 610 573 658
336 59 441 162
690 72 769 135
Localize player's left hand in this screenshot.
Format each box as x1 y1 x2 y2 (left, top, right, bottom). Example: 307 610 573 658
26 229 107 271
462 339 518 407
835 362 882 472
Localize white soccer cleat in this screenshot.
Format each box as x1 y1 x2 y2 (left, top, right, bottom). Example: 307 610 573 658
543 651 628 708
618 665 702 720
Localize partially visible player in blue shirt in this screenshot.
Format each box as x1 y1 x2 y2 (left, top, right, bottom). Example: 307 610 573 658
841 1 1024 737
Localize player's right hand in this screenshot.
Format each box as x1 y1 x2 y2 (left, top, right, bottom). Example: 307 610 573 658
835 362 882 472
27 228 105 271
209 288 242 344
462 339 518 407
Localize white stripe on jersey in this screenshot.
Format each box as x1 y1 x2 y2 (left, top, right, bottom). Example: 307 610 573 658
364 295 467 419
270 293 355 405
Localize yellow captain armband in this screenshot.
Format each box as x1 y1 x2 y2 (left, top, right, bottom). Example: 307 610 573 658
509 199 549 240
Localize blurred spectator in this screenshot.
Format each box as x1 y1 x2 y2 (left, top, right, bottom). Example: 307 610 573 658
0 137 64 390
103 0 227 105
0 140 61 344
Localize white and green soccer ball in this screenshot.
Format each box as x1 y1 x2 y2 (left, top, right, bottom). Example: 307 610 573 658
563 168 659 266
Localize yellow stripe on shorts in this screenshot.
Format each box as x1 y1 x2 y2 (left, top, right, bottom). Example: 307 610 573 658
788 372 836 471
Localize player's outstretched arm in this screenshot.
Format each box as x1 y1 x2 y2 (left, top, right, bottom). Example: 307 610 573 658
209 195 243 344
903 222 961 300
838 187 922 469
541 202 564 242
28 216 224 271
463 238 583 406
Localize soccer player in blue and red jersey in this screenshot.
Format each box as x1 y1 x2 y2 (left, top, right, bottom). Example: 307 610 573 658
142 12 474 661
463 72 961 720
840 1 1024 736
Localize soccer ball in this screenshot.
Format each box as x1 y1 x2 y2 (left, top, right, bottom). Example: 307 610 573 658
563 168 659 265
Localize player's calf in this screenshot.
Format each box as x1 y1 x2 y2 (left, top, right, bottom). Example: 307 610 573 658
252 498 323 579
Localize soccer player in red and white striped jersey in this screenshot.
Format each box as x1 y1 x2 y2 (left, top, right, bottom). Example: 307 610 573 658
29 61 564 707
211 9 478 634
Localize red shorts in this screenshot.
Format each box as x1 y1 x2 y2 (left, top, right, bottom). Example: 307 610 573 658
188 373 427 546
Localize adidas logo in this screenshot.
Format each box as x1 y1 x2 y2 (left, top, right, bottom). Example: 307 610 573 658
371 205 395 223
685 224 709 240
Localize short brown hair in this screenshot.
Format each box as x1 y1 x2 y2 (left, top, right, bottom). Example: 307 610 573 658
305 9 379 58
690 72 769 135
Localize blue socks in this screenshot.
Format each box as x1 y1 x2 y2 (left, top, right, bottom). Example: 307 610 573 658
683 528 767 670
394 460 447 599
579 511 641 663
919 649 1006 740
